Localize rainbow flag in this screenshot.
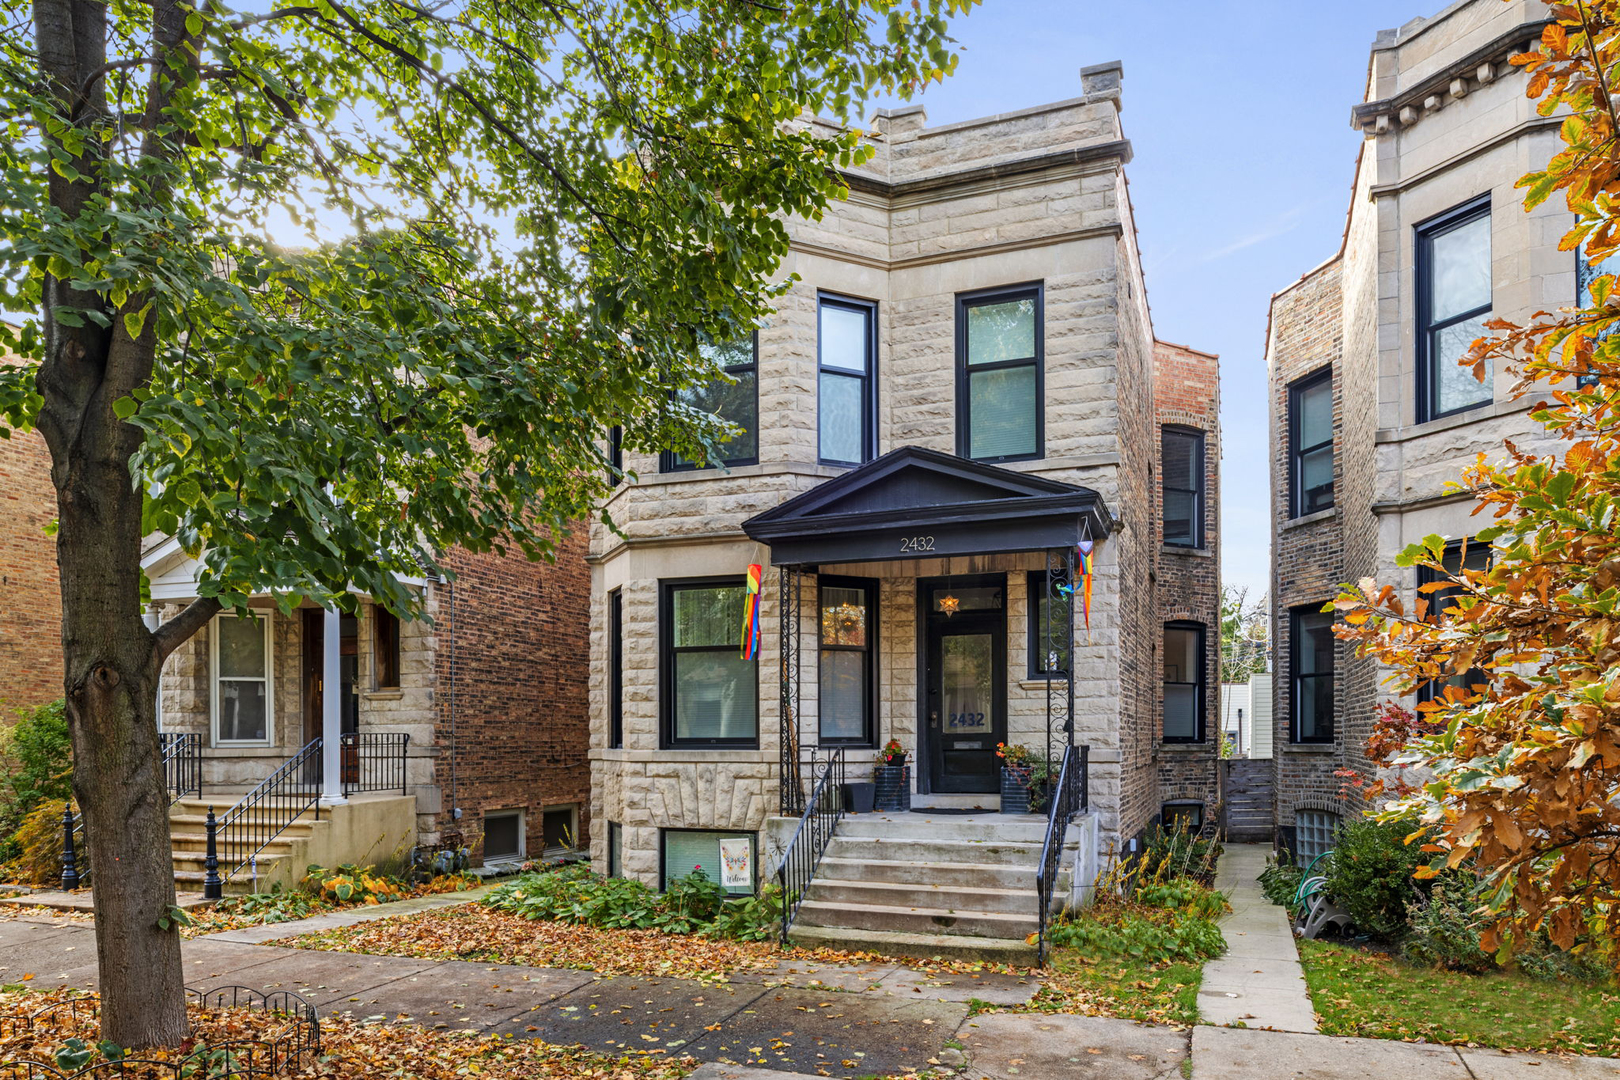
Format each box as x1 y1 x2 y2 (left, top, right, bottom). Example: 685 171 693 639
1076 539 1094 643
741 563 763 659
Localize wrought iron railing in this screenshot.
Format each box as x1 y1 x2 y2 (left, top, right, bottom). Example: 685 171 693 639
161 731 203 803
208 738 323 895
1034 743 1089 965
777 746 846 944
340 731 410 795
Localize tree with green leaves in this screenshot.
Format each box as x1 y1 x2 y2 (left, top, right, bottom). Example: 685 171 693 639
1219 585 1268 684
1 0 971 1045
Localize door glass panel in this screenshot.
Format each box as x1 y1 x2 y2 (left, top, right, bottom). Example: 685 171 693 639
932 586 1002 614
942 634 993 734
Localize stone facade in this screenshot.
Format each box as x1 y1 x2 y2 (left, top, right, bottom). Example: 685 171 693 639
148 531 592 864
0 418 60 713
591 64 1220 889
1266 0 1564 852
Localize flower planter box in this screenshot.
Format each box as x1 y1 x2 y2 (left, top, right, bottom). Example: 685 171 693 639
873 763 911 812
1000 766 1033 814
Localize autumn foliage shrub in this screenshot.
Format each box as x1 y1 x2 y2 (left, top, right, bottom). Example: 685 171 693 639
303 863 411 905
0 700 71 862
5 797 70 886
1322 818 1425 939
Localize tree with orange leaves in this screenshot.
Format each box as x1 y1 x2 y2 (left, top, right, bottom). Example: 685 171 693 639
1335 5 1620 965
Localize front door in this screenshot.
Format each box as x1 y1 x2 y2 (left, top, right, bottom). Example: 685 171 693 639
922 576 1007 794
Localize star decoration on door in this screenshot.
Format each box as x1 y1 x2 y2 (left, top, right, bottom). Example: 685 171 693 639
938 593 960 617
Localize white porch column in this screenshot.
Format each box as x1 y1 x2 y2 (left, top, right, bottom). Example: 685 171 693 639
320 605 346 804
142 610 161 728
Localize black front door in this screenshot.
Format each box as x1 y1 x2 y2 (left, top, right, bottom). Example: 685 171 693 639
922 576 1007 794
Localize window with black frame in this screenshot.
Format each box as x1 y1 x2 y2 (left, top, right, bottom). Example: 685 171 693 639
1417 198 1493 421
1417 539 1491 704
1026 570 1072 678
1289 370 1334 517
1162 428 1204 548
1163 622 1205 742
609 588 624 749
663 336 758 471
818 296 876 465
958 285 1042 462
1291 607 1335 743
662 579 757 747
1576 238 1620 386
818 577 875 745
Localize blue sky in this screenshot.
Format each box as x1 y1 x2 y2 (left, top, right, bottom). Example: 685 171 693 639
877 0 1428 599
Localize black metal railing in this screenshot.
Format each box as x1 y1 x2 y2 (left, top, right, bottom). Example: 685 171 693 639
208 738 323 896
777 746 846 944
1034 743 1089 965
161 731 203 803
339 731 410 795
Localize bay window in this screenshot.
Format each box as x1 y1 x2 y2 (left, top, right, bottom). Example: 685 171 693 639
818 296 877 465
958 285 1043 462
661 579 757 747
1417 198 1493 421
663 336 758 470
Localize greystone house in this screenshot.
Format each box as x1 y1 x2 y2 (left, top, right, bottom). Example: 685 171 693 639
588 64 1224 959
1266 0 1566 858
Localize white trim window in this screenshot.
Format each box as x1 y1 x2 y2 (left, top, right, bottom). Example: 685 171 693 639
483 808 526 863
211 612 273 745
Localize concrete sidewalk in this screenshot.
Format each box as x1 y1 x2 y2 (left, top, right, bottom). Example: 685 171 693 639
1198 841 1318 1032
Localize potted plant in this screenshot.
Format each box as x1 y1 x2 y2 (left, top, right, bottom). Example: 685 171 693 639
873 739 910 812
1027 754 1057 814
996 743 1037 814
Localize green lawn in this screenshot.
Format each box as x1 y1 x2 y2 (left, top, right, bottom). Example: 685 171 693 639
1299 939 1620 1056
1017 950 1201 1027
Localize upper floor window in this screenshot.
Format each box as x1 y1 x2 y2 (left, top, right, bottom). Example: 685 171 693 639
1289 370 1334 518
1417 197 1493 421
818 296 877 466
957 284 1043 462
609 588 624 749
1161 428 1204 548
662 336 758 471
661 578 757 748
1290 607 1335 743
818 576 876 745
1163 622 1205 742
373 606 400 689
1417 539 1491 704
1575 238 1619 386
608 426 623 486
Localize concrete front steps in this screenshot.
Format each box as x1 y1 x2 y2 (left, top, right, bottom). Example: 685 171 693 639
789 812 1075 963
166 793 418 895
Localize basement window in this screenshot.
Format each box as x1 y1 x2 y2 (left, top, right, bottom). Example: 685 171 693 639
542 805 578 858
482 809 524 864
661 829 755 896
1294 808 1340 862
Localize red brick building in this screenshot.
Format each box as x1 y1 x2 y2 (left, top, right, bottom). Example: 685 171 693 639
0 385 62 714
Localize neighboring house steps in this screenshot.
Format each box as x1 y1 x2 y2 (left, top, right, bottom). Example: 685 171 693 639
1223 759 1274 844
166 793 418 895
787 813 1081 964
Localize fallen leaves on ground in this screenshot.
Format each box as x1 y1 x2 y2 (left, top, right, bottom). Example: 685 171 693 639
278 903 1030 984
0 987 693 1078
990 950 1199 1027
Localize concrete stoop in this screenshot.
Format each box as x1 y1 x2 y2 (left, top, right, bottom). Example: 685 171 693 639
787 812 1080 963
167 793 418 895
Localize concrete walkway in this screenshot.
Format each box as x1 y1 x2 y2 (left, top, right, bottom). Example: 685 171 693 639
1198 841 1318 1032
5 905 1618 1078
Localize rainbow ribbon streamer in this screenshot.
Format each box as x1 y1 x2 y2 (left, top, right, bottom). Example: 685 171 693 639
741 563 763 660
1076 539 1094 643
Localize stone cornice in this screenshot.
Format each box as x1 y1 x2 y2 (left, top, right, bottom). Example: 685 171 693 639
1350 20 1547 135
789 223 1125 273
838 140 1133 201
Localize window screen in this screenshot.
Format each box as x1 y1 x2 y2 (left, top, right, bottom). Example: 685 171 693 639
373 607 400 688
484 811 522 861
1027 570 1072 677
1291 608 1335 743
215 614 270 743
607 822 622 878
1417 540 1492 703
818 297 875 465
662 830 754 895
819 578 874 744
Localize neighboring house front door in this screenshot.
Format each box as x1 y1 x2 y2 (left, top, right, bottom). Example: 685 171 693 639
921 575 1006 794
301 609 360 772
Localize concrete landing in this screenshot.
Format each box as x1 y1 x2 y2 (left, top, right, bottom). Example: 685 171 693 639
1198 842 1318 1032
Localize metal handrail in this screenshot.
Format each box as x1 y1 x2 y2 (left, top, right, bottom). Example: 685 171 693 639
211 738 323 891
1034 743 1088 965
777 746 847 944
160 732 203 804
340 731 410 795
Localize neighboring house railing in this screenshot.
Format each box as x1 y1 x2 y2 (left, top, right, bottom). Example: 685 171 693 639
777 746 846 944
340 731 410 796
161 732 203 803
1034 742 1088 966
207 738 324 897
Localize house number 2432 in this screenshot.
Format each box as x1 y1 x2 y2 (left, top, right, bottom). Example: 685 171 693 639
899 535 935 553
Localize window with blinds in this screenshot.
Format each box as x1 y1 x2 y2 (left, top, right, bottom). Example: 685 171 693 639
662 579 757 748
957 285 1043 462
661 829 755 895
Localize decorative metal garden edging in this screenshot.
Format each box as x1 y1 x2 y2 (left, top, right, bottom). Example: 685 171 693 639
1 987 319 1079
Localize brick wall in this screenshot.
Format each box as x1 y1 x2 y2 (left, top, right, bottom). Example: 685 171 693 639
434 529 593 864
1153 340 1222 830
0 425 61 713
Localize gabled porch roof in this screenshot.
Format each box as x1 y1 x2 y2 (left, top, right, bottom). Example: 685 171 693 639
741 445 1112 567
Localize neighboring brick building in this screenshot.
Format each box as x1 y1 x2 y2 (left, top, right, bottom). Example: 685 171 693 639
1266 0 1562 857
590 62 1220 953
0 415 61 714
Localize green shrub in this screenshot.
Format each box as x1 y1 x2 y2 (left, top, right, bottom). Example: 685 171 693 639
1401 877 1492 973
1258 855 1304 909
218 884 315 924
0 701 71 859
707 884 785 942
1047 906 1225 964
1139 822 1221 884
1324 817 1424 939
484 863 776 940
1134 878 1227 920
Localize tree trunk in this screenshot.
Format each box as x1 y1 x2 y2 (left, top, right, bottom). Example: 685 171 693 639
32 0 193 1049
